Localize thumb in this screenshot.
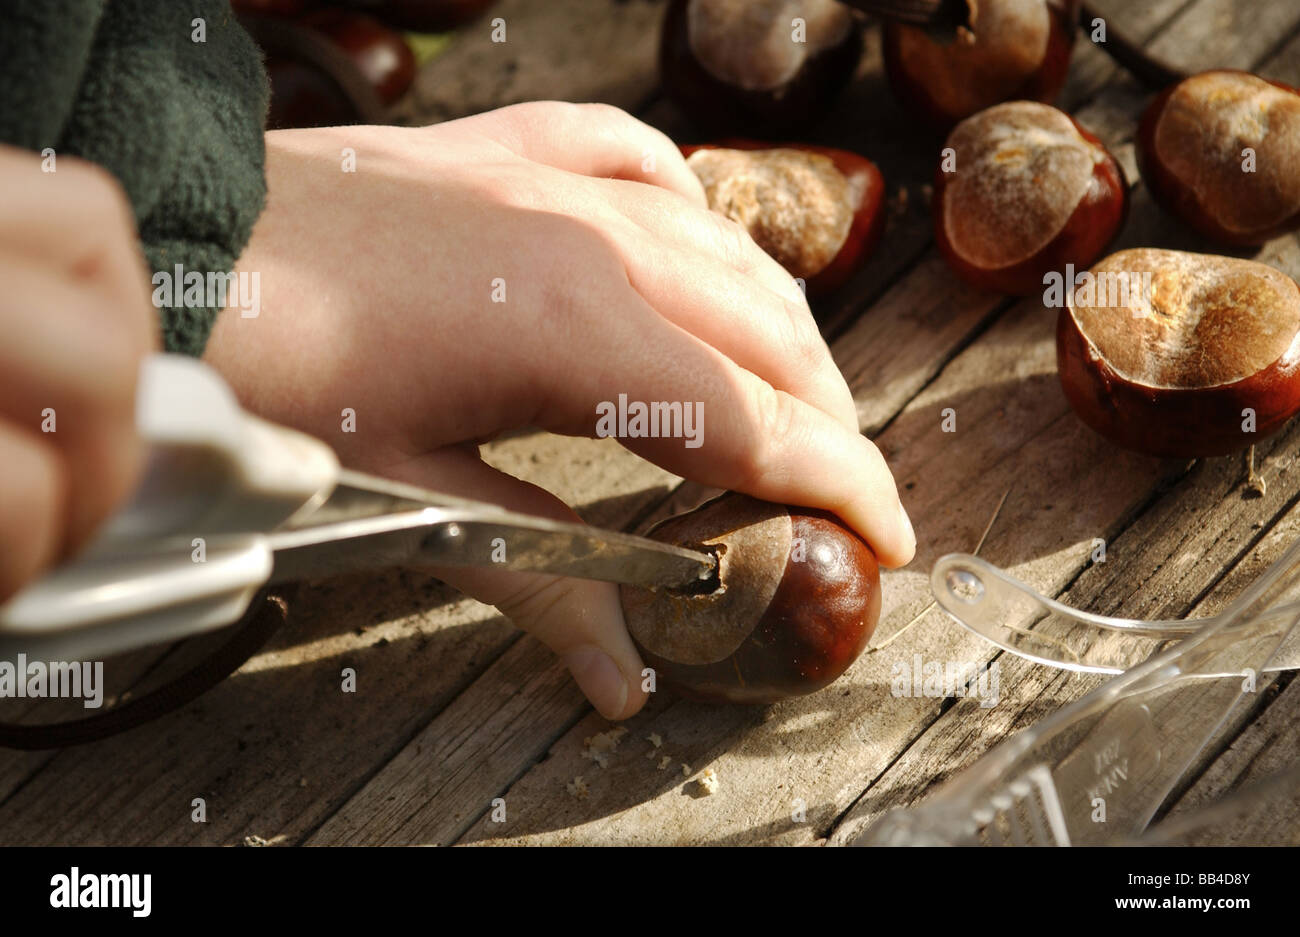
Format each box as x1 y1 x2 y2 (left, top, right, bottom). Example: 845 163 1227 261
376 446 649 721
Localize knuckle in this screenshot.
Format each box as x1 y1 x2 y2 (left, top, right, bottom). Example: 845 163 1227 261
578 101 634 128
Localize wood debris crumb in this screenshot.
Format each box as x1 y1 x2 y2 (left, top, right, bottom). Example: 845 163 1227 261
658 755 672 770
681 763 691 778
241 834 286 847
567 776 589 799
698 768 719 795
581 726 628 769
647 732 663 749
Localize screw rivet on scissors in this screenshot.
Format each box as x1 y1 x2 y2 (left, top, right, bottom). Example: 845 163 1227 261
946 568 985 603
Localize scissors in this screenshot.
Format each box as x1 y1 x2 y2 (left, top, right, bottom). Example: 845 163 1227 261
0 355 717 661
855 540 1300 845
930 553 1300 674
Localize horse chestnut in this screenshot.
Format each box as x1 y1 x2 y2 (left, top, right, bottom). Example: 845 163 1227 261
301 9 417 106
1136 70 1300 247
620 494 882 704
660 0 863 135
683 142 886 296
883 0 1077 129
265 58 362 130
933 101 1127 295
1057 248 1300 457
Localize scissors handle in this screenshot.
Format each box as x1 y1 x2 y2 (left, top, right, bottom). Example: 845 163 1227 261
0 354 338 657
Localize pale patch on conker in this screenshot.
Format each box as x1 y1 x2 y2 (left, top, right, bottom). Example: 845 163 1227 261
687 147 853 278
620 496 791 666
944 101 1101 270
686 0 852 92
1154 71 1300 236
895 0 1050 118
1067 248 1300 389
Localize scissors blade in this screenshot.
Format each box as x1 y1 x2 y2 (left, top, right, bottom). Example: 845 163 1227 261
268 470 717 591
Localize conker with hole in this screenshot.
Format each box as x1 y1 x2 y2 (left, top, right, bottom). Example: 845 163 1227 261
300 9 417 106
1057 248 1300 457
682 141 886 297
1136 69 1300 247
884 0 1077 129
933 100 1127 296
620 493 882 704
660 0 864 136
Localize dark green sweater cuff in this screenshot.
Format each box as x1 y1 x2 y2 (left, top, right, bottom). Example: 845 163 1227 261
0 0 269 356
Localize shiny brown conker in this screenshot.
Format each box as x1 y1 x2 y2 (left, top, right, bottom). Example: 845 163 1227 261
883 0 1077 129
300 9 417 106
1057 248 1300 457
933 100 1128 296
1136 69 1300 247
620 494 882 704
682 141 886 297
660 0 864 136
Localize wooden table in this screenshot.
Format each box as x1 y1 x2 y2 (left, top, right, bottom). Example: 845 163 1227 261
3 0 1299 846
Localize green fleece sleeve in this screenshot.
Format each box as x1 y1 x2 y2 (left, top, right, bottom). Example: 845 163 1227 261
0 0 269 356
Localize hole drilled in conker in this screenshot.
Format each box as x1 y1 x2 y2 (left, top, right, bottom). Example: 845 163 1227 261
666 545 726 598
621 493 882 704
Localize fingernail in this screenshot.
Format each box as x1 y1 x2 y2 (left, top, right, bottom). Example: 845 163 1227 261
562 645 628 719
898 500 916 553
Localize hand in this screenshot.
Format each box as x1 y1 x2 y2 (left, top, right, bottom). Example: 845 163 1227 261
0 145 157 601
205 102 915 719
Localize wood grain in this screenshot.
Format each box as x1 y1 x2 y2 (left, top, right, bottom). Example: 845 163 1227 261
6 0 1300 847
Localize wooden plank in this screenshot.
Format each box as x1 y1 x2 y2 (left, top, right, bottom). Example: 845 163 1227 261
0 645 170 802
390 0 670 126
1153 674 1300 845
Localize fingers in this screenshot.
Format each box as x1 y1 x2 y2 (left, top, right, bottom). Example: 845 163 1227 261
0 146 156 355
537 290 915 568
465 101 707 208
0 422 64 601
597 176 808 308
601 217 859 432
0 256 146 554
372 445 649 721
